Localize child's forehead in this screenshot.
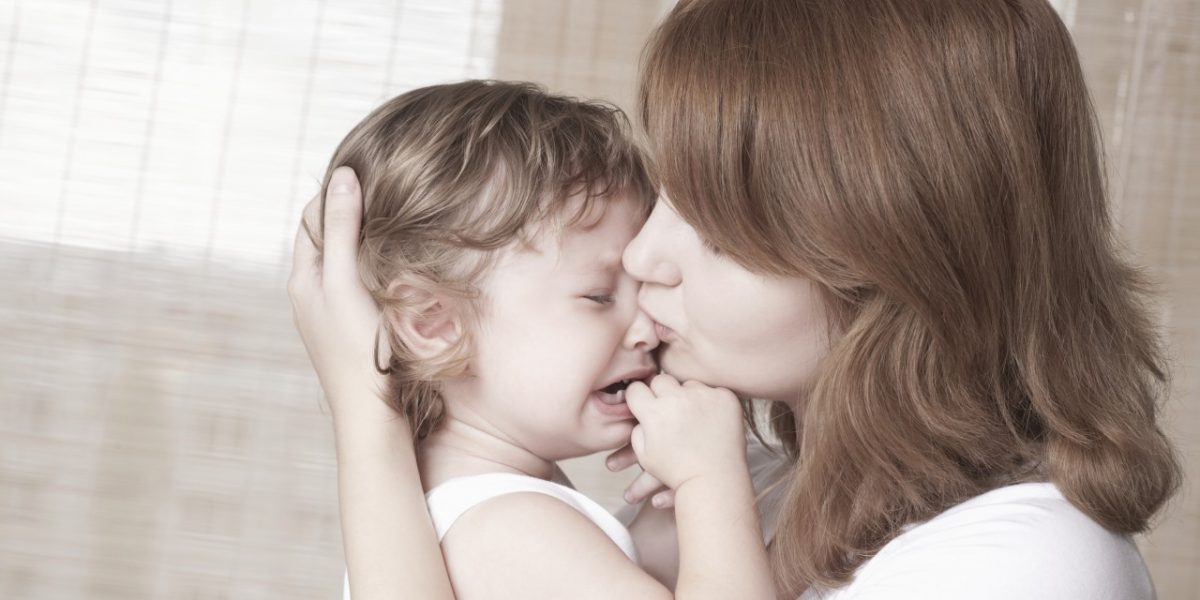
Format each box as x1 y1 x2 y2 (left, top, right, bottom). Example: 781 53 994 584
515 218 624 271
491 190 642 278
518 196 621 247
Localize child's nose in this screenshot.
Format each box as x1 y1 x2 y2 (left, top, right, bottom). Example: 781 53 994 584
623 308 661 353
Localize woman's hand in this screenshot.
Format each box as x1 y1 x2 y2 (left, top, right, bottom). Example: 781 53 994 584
624 374 749 496
290 167 454 600
288 166 390 419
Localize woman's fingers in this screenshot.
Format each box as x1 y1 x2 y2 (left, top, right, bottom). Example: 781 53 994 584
290 195 322 289
605 444 638 472
624 469 669 505
323 166 364 281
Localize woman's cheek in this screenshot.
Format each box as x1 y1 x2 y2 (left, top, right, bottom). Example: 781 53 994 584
685 271 829 401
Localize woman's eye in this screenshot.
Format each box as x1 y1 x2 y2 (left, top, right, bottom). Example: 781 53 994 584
585 293 615 305
701 238 724 256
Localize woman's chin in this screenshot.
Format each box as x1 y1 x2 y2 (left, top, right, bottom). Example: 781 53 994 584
660 346 807 403
658 346 723 387
657 345 695 380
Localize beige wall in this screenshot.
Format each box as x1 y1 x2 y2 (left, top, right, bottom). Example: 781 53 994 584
1071 1 1200 596
0 0 1195 598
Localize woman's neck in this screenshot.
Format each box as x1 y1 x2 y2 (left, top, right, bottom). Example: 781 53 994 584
417 415 556 491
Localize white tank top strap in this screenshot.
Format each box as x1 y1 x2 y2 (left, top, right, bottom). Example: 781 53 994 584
425 472 639 562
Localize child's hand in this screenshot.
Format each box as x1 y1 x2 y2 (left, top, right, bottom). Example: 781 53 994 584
606 445 676 508
289 166 391 419
625 374 748 494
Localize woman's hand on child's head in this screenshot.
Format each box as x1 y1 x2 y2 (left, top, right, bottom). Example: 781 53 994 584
289 166 390 419
624 374 749 495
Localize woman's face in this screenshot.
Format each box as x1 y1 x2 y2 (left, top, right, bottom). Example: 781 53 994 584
622 197 830 405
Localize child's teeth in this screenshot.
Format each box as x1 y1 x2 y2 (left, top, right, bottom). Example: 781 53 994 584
597 388 627 405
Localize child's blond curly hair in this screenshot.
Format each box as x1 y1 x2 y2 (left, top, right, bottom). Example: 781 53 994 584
307 80 654 440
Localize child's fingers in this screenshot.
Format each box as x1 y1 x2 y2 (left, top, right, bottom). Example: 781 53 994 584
650 489 676 509
624 380 655 421
630 423 646 461
681 379 718 392
605 444 638 472
323 166 365 282
624 470 668 505
648 373 682 396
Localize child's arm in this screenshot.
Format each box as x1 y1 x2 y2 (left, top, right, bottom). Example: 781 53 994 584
435 474 761 599
625 375 776 600
290 168 455 600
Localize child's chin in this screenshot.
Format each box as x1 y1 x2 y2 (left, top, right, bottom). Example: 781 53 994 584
588 422 635 452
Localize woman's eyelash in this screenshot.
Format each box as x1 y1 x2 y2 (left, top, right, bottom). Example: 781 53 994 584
585 293 615 305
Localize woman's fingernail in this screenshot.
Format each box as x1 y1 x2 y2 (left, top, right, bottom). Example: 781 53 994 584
624 491 634 504
331 167 355 194
652 496 664 508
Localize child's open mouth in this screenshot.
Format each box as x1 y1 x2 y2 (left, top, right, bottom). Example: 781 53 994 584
591 369 655 418
597 379 632 404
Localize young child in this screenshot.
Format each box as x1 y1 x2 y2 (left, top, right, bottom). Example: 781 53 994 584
308 80 773 599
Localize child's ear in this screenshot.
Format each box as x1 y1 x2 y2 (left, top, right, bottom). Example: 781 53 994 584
383 279 463 359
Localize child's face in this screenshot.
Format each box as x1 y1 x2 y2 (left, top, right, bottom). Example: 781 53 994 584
457 192 658 460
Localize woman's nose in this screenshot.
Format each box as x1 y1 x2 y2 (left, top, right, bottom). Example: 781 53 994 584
622 204 681 287
623 307 660 353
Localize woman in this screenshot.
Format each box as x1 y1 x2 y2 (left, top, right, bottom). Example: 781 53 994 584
289 0 1180 597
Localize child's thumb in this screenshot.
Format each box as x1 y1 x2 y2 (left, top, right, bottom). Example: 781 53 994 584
630 424 646 459
624 380 652 420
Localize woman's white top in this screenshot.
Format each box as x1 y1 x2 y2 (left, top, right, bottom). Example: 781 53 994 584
343 472 639 599
740 437 1157 600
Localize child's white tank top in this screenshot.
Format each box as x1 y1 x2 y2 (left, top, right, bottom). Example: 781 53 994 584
424 472 639 558
343 472 638 599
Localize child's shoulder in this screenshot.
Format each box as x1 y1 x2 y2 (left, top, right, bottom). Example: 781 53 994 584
436 487 655 598
427 472 638 555
441 487 614 549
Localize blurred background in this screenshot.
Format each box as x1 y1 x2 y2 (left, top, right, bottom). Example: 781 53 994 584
0 0 1196 598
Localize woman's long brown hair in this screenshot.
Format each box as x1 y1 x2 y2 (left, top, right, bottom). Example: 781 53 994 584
640 0 1181 594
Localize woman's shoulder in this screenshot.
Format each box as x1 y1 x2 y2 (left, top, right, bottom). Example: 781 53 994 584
803 482 1155 600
